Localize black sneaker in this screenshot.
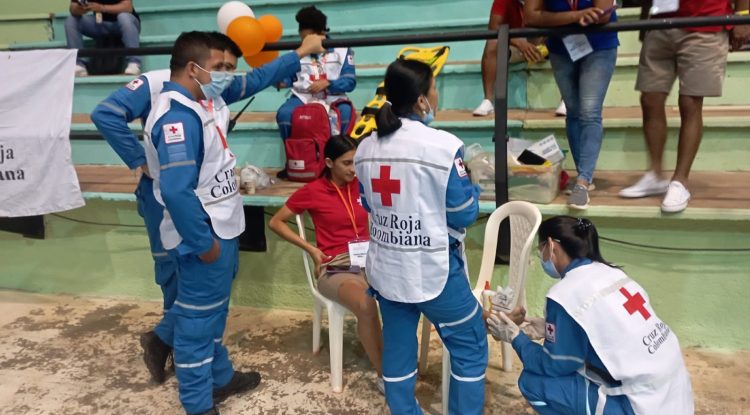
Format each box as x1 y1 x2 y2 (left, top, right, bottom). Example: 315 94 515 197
213 371 262 403
190 407 220 415
276 169 288 180
139 331 171 384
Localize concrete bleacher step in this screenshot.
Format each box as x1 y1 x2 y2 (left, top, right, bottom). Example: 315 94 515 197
0 14 53 45
67 49 750 118
69 107 750 173
75 164 750 221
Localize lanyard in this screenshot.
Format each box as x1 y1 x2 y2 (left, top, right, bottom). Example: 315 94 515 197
568 0 579 10
200 99 230 151
331 181 359 239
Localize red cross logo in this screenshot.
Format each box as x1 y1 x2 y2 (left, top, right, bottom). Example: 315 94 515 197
371 165 401 207
547 325 554 335
620 287 651 321
169 125 178 134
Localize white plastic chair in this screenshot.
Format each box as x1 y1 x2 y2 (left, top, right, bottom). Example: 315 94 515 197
296 214 349 393
471 200 542 371
422 201 541 413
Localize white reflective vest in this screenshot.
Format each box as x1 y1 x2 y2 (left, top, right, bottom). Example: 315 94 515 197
547 262 694 415
355 118 463 303
141 69 170 112
143 90 245 249
292 48 350 105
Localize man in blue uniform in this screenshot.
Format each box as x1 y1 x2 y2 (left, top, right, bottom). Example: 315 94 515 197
91 30 325 392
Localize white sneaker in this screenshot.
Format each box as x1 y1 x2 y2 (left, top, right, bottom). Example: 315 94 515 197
619 171 669 198
376 377 385 396
473 99 494 116
74 64 88 77
124 62 141 76
661 181 691 213
555 100 566 116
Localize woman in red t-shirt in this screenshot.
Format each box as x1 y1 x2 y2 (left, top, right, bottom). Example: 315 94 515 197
269 135 383 392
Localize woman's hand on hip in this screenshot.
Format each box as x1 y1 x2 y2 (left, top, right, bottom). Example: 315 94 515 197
309 247 333 274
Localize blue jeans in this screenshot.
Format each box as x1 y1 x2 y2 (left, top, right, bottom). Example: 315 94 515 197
64 13 141 67
549 48 617 183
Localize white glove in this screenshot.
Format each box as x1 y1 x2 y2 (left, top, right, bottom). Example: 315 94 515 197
491 286 515 313
520 317 546 341
486 312 520 343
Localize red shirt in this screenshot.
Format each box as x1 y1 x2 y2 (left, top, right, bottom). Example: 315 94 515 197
667 0 733 32
286 177 369 257
491 0 525 28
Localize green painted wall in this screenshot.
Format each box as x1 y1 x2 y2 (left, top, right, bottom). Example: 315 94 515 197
1 200 748 349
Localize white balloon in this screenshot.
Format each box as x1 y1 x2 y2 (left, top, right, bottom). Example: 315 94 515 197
217 1 255 34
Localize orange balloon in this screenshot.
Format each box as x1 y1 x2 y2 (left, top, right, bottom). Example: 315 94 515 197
244 50 279 68
258 15 283 42
226 16 265 57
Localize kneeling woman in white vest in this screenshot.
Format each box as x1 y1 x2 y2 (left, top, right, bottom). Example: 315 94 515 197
355 59 487 415
487 216 694 415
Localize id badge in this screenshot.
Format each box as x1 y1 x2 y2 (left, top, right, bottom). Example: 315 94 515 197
563 34 593 62
348 240 369 268
650 0 679 15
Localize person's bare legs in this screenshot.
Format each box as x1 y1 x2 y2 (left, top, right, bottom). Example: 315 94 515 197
673 94 704 185
336 279 383 376
481 15 503 100
640 91 669 177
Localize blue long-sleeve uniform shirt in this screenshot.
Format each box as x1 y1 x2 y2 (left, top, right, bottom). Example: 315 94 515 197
511 257 636 414
91 52 301 169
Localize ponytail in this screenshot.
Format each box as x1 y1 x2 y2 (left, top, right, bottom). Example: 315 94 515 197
374 101 402 137
538 216 618 268
374 58 433 138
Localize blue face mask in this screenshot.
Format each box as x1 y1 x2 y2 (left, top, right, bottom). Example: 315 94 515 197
193 64 234 100
540 241 562 279
422 96 435 125
541 258 562 279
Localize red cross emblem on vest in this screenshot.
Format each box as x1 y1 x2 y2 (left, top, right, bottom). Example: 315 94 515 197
169 125 178 134
620 287 651 321
371 165 401 207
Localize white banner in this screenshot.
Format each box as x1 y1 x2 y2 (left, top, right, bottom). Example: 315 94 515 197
0 49 84 217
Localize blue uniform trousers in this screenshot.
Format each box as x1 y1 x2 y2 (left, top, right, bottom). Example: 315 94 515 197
159 236 239 414
135 176 178 345
374 249 488 415
519 371 635 415
275 95 353 139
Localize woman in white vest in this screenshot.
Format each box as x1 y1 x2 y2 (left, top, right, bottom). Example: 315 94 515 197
355 59 487 415
487 216 694 415
275 6 356 142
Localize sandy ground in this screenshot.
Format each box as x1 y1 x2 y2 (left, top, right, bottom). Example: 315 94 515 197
0 290 748 415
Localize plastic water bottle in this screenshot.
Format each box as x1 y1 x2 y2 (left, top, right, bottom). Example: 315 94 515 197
329 110 340 135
